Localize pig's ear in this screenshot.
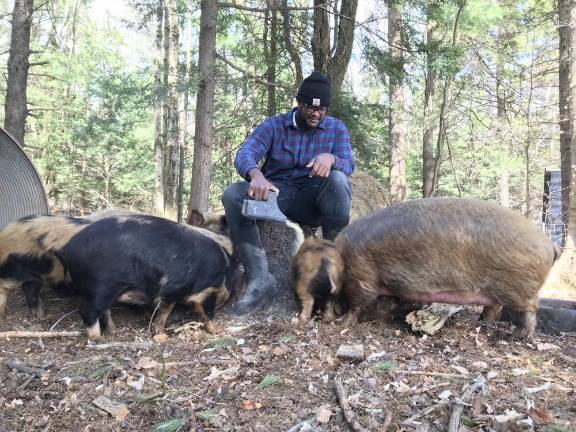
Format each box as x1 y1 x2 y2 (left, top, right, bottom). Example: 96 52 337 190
187 209 205 226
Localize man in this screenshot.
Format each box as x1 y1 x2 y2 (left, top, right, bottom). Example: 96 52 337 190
222 71 355 314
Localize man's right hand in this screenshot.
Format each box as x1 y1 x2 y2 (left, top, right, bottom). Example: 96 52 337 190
248 168 279 201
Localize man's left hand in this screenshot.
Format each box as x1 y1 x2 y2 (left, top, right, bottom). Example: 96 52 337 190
306 153 336 178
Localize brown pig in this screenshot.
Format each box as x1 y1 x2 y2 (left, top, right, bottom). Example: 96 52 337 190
290 237 344 324
336 198 559 339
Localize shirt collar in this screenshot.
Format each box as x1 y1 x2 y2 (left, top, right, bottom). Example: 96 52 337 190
283 108 325 130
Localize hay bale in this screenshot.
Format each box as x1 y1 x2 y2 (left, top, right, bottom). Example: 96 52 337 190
349 171 389 221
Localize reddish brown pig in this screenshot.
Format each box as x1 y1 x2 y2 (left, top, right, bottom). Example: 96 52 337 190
290 238 343 324
337 198 558 339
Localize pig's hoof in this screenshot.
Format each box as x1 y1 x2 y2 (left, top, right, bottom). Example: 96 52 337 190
513 327 534 341
153 333 169 343
205 321 221 335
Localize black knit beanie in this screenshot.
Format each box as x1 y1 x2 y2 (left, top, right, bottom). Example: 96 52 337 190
296 71 331 108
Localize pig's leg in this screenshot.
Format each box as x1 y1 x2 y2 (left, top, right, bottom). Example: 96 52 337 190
515 311 537 340
322 297 336 322
192 301 219 334
22 280 45 319
480 304 502 322
344 307 360 327
298 293 315 325
100 310 116 335
0 286 8 319
153 301 176 335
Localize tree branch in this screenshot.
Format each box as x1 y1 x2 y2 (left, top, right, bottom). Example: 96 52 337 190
216 53 291 90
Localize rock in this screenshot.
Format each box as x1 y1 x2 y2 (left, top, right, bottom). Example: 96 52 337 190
92 396 129 421
336 344 365 363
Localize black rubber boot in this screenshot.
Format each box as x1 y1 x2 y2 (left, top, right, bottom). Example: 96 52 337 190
231 225 277 315
321 215 349 241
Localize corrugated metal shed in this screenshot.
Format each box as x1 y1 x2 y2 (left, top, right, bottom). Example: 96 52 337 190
0 128 49 230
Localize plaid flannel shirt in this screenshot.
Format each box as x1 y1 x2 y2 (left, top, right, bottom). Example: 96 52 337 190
235 108 355 183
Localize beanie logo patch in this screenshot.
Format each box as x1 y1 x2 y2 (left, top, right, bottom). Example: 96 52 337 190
312 98 321 106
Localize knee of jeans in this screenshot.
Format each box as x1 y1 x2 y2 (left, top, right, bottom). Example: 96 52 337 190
326 170 351 196
222 181 249 208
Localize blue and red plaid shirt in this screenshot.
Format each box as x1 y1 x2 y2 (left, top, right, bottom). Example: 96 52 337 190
235 108 355 183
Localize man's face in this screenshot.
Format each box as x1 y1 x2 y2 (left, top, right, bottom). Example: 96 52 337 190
298 102 328 128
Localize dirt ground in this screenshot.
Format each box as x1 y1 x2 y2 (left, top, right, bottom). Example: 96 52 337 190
0 291 575 432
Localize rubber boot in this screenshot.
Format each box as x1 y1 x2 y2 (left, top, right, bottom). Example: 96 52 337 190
231 225 277 315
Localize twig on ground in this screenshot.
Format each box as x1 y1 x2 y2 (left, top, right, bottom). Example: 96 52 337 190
398 370 469 379
5 360 48 376
382 411 393 431
447 376 486 432
555 351 576 367
86 341 152 350
49 309 78 331
0 330 82 338
334 375 371 432
402 400 450 424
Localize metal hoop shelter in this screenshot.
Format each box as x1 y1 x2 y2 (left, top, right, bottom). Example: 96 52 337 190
0 127 49 230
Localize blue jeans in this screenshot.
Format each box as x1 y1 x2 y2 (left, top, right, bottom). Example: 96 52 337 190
222 170 352 240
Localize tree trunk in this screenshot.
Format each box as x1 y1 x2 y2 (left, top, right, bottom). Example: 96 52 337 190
388 1 406 204
4 0 34 147
178 27 192 223
312 0 358 94
431 0 465 196
163 0 180 220
154 2 165 216
281 0 302 92
326 0 358 92
265 0 278 116
422 17 437 198
496 0 511 207
559 0 572 228
189 0 218 213
312 0 330 76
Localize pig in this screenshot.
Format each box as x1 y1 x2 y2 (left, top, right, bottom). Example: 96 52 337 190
290 238 344 324
336 198 558 339
56 213 241 340
0 215 89 319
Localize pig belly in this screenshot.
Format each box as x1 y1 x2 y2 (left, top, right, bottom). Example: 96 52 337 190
380 288 499 306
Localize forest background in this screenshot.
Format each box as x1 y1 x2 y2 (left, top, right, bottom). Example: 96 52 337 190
0 0 563 227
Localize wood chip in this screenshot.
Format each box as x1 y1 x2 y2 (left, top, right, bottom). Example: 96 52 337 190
92 396 129 421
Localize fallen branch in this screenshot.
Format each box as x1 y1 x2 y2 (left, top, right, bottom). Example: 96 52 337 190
0 330 82 338
556 352 576 367
5 360 48 376
334 376 371 432
86 341 152 350
399 370 469 380
448 376 486 432
402 400 450 424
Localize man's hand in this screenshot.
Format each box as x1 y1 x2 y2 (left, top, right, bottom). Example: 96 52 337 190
248 168 279 201
306 153 336 178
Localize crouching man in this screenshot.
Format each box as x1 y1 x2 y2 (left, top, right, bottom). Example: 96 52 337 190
222 71 355 314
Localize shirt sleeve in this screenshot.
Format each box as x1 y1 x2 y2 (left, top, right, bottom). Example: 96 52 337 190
235 118 275 180
332 120 355 176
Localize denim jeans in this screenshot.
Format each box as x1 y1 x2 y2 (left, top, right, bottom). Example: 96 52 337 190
222 170 352 236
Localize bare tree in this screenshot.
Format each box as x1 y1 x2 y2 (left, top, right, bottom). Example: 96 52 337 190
4 0 34 147
559 0 572 227
388 0 406 204
154 1 165 216
265 0 278 116
189 0 218 213
162 0 180 220
281 0 303 91
422 15 438 198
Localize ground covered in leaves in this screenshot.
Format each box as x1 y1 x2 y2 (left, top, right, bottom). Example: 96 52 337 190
0 292 575 432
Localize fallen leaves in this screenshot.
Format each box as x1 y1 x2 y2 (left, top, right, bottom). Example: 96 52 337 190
315 404 332 423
